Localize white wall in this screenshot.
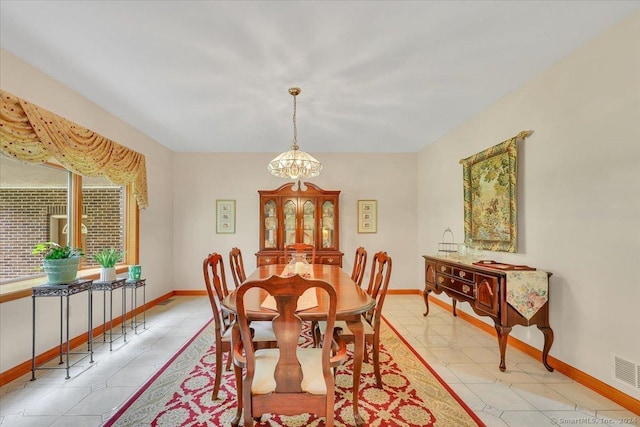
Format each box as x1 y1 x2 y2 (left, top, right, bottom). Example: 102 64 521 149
0 49 175 372
172 152 419 292
418 13 640 399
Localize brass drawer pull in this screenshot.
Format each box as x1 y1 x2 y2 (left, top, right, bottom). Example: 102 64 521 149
327 258 334 263
265 257 272 263
462 284 470 294
459 271 466 278
437 276 444 284
440 265 447 272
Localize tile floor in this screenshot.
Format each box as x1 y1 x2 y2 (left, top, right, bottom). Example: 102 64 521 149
0 294 637 426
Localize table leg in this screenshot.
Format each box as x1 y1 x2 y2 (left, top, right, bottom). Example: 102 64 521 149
346 318 365 427
65 294 70 379
142 284 146 329
88 289 93 363
132 286 137 333
494 324 512 372
142 283 147 329
122 286 127 342
109 289 113 350
422 289 431 316
538 325 555 372
103 290 107 343
59 296 64 365
31 295 36 381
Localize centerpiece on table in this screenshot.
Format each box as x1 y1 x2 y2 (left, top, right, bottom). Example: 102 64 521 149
93 248 125 282
32 241 84 285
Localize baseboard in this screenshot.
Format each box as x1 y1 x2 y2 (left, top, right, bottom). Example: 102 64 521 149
173 290 207 296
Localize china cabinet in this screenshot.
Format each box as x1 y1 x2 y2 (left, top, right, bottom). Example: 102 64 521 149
257 182 343 266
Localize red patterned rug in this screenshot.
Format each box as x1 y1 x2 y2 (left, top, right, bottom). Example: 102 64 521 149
105 318 484 426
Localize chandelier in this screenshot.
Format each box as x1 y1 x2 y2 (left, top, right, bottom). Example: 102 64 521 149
268 87 323 180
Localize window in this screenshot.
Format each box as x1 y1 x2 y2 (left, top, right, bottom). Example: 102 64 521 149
0 156 136 286
82 176 125 268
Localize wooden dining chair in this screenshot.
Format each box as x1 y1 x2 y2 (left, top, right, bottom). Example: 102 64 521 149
313 251 392 388
202 252 276 400
232 274 347 427
311 246 367 346
351 246 368 287
228 247 246 287
284 243 316 264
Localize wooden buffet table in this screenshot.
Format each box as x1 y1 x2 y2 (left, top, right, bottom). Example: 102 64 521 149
423 255 554 372
222 264 375 427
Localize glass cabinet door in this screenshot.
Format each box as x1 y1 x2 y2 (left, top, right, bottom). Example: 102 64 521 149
263 199 277 249
302 199 315 245
284 199 297 246
321 200 335 248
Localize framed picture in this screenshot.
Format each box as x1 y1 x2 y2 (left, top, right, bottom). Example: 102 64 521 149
357 200 377 233
459 130 532 252
216 200 236 234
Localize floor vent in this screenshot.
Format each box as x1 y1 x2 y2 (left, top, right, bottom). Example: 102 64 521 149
612 354 638 388
157 298 174 306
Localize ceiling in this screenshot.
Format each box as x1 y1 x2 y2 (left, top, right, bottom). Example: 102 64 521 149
1 1 638 154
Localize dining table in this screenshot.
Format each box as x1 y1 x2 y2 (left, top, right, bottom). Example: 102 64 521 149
221 263 375 427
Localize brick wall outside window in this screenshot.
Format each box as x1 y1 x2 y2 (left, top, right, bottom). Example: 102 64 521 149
0 188 124 281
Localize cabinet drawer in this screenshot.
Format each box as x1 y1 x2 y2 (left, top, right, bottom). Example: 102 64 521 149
257 255 279 266
436 263 452 275
319 255 340 265
436 274 476 299
452 267 474 283
475 274 499 316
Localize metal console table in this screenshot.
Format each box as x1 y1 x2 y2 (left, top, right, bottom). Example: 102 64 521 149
92 278 127 350
125 278 146 333
31 279 94 380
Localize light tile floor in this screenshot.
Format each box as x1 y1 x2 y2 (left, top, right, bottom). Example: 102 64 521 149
0 295 637 426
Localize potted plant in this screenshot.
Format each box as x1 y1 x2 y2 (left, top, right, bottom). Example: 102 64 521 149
93 248 125 282
32 242 84 285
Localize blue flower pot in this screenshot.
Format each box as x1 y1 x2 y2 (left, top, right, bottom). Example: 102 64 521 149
43 257 80 285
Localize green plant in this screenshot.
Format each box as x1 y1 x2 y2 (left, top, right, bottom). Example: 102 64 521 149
93 248 125 268
32 242 84 260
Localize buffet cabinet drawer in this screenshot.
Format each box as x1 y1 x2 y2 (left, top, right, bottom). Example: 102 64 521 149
436 274 476 299
453 267 474 282
436 262 452 275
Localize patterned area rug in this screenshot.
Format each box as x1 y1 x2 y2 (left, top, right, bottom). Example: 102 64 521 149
105 318 484 426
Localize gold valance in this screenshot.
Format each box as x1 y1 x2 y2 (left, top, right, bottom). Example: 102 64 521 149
0 90 148 208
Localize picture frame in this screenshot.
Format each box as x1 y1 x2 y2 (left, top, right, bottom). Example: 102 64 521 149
357 200 377 233
216 199 236 234
459 130 532 253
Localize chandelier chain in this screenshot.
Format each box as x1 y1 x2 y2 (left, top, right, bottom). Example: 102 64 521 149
291 93 298 150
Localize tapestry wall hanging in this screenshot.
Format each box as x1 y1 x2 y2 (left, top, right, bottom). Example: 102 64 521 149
459 130 532 253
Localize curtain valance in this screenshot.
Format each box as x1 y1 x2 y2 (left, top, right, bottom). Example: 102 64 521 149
0 90 148 208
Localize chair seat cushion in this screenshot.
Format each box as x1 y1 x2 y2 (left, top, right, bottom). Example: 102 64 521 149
252 348 327 395
318 317 374 336
221 321 276 342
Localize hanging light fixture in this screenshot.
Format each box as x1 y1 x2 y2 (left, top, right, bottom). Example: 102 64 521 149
268 87 322 180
